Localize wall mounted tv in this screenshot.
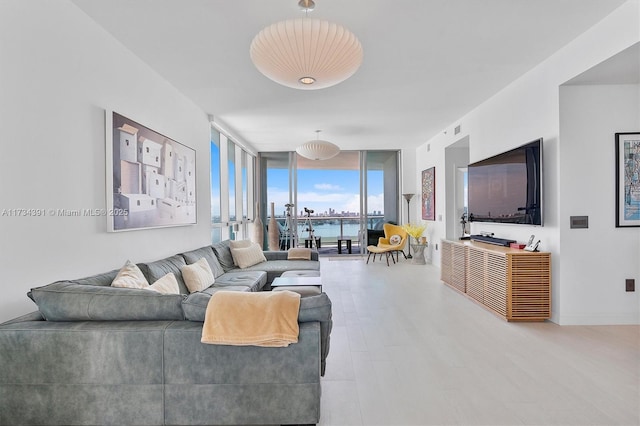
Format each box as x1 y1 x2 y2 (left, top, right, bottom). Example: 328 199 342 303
468 138 543 226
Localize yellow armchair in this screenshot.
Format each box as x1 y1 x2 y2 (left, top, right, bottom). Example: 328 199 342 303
366 223 408 266
381 223 408 259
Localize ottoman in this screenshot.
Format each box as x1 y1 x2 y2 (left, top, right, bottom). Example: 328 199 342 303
272 271 322 297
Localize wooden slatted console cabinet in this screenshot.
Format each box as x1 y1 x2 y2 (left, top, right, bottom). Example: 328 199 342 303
441 239 551 321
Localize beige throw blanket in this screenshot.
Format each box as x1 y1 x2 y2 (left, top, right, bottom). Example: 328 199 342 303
287 247 312 260
201 290 301 347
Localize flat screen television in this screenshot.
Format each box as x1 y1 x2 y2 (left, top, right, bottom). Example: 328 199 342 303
468 138 543 226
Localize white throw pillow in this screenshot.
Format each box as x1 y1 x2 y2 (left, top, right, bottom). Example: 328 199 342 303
181 257 215 293
230 239 253 265
231 243 267 269
389 234 402 245
111 260 149 289
145 273 180 295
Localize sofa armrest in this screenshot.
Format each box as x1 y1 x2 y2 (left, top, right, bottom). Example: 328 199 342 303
298 293 332 376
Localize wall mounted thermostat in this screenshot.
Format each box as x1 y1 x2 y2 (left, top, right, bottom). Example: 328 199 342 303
570 216 589 229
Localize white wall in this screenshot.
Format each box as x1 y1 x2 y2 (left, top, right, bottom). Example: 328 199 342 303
444 143 469 241
414 0 640 324
559 84 639 324
415 140 446 265
400 148 417 229
0 1 211 322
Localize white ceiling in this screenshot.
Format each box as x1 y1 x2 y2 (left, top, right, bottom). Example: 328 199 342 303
71 0 627 153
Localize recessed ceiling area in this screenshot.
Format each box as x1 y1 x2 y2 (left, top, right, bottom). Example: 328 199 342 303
71 0 628 152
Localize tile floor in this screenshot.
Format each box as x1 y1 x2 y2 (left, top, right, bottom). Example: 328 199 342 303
317 256 640 426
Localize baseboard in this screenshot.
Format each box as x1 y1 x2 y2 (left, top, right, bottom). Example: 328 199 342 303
556 312 640 325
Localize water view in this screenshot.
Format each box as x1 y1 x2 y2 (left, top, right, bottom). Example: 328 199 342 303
277 215 384 244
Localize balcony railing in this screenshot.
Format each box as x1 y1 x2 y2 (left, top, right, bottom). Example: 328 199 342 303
273 214 384 248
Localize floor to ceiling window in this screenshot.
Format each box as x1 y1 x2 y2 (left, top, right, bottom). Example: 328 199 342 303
296 152 361 248
365 151 399 226
211 125 256 243
259 152 292 249
212 139 400 250
210 128 222 243
227 139 236 224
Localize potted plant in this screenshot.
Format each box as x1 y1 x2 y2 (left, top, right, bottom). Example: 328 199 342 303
402 222 427 244
403 222 428 264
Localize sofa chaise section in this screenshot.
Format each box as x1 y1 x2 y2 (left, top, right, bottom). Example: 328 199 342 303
210 240 320 288
162 321 322 425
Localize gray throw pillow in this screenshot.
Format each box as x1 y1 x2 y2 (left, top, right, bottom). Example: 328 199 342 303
211 240 235 272
138 255 189 295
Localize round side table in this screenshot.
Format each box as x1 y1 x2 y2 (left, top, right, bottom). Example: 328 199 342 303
410 243 428 264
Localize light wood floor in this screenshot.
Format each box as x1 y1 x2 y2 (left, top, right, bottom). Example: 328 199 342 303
317 256 640 426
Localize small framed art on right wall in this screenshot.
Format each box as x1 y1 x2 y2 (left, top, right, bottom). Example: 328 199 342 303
615 132 640 227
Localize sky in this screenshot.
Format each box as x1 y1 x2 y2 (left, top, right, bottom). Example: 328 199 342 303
267 168 384 217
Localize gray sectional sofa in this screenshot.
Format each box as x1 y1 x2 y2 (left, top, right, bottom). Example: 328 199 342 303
0 240 331 426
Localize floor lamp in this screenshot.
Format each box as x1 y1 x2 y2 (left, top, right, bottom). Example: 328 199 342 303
402 193 415 259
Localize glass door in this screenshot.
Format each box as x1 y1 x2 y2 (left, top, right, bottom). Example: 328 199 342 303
296 151 360 250
259 150 399 255
362 151 400 253
259 152 292 250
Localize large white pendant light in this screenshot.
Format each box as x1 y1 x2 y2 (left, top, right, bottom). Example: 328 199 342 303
250 0 363 90
296 130 340 160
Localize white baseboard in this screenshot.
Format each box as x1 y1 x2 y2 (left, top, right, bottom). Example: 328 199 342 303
556 313 640 325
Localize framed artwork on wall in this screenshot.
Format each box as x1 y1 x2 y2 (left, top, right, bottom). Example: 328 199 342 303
615 132 640 227
105 111 197 232
422 167 435 221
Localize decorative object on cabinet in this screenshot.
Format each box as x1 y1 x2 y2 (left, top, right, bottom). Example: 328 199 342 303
460 212 470 239
421 167 435 221
615 132 640 227
106 111 196 232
